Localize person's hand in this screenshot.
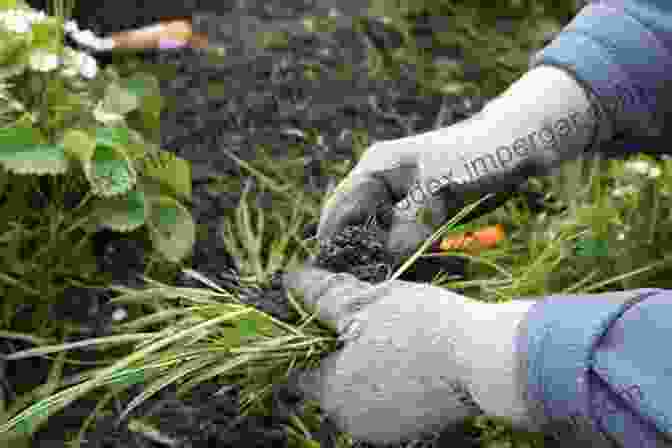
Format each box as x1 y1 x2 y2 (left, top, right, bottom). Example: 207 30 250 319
318 117 522 259
318 66 603 259
283 267 535 445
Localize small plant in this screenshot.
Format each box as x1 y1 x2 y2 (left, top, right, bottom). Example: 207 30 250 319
0 0 195 265
0 271 340 444
0 190 493 444
220 180 315 285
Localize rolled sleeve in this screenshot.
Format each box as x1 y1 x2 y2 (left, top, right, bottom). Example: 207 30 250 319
515 289 672 446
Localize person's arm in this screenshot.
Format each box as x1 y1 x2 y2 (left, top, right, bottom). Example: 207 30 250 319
514 289 672 447
515 3 672 444
531 0 672 156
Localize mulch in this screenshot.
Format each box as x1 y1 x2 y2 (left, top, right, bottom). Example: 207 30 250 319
8 1 552 446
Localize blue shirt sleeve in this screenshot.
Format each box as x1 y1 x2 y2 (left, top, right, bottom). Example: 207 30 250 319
530 0 672 145
515 289 672 446
518 3 672 445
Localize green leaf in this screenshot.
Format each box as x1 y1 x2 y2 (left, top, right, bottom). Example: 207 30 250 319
147 196 195 263
575 238 609 257
0 0 18 10
93 189 147 232
61 129 95 164
232 313 277 341
0 126 68 175
102 82 139 116
85 145 136 197
141 149 192 200
121 127 154 160
95 125 131 150
104 367 146 386
30 22 61 48
119 72 159 100
237 317 257 339
124 73 164 142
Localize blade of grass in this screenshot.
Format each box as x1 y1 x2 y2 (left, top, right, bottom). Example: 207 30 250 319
422 251 513 279
390 193 495 281
116 352 224 423
0 309 256 434
582 256 672 293
4 333 156 361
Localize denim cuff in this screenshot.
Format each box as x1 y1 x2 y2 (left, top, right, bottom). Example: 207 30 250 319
514 289 661 433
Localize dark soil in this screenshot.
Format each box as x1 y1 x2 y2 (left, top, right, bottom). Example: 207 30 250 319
314 224 394 283
7 1 559 447
313 223 469 284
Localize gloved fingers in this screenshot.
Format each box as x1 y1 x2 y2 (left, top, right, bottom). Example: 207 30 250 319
282 267 375 329
316 174 393 242
284 364 321 401
317 140 418 242
383 175 525 259
382 183 450 260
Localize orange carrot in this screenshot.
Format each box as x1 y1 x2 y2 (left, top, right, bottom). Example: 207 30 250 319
438 224 505 253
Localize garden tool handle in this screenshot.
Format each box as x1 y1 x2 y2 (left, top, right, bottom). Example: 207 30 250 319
106 19 211 51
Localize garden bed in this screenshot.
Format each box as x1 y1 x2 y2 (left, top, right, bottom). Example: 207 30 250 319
8 1 672 447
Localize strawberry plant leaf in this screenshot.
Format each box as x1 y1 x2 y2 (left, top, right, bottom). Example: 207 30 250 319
30 22 61 49
119 72 159 100
0 125 68 175
123 127 157 161
122 73 164 143
146 195 195 262
94 125 131 150
101 82 139 116
85 145 136 197
141 149 192 201
61 129 95 165
93 188 147 232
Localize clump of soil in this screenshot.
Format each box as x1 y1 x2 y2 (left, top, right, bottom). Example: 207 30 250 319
313 224 394 283
313 223 468 284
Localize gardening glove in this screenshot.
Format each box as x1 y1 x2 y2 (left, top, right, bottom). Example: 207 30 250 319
283 267 537 445
318 65 613 259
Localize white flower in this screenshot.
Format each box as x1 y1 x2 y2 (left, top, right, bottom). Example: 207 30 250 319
0 10 31 33
60 48 98 79
616 232 626 241
68 27 114 52
28 49 60 72
72 29 97 46
77 52 98 79
23 10 46 24
63 19 79 34
0 8 48 33
648 166 661 179
624 160 652 176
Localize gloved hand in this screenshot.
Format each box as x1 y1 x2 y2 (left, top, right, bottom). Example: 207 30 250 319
283 267 537 445
318 65 609 259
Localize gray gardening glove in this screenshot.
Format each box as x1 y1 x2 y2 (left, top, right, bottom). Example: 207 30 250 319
283 267 537 445
318 65 610 259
